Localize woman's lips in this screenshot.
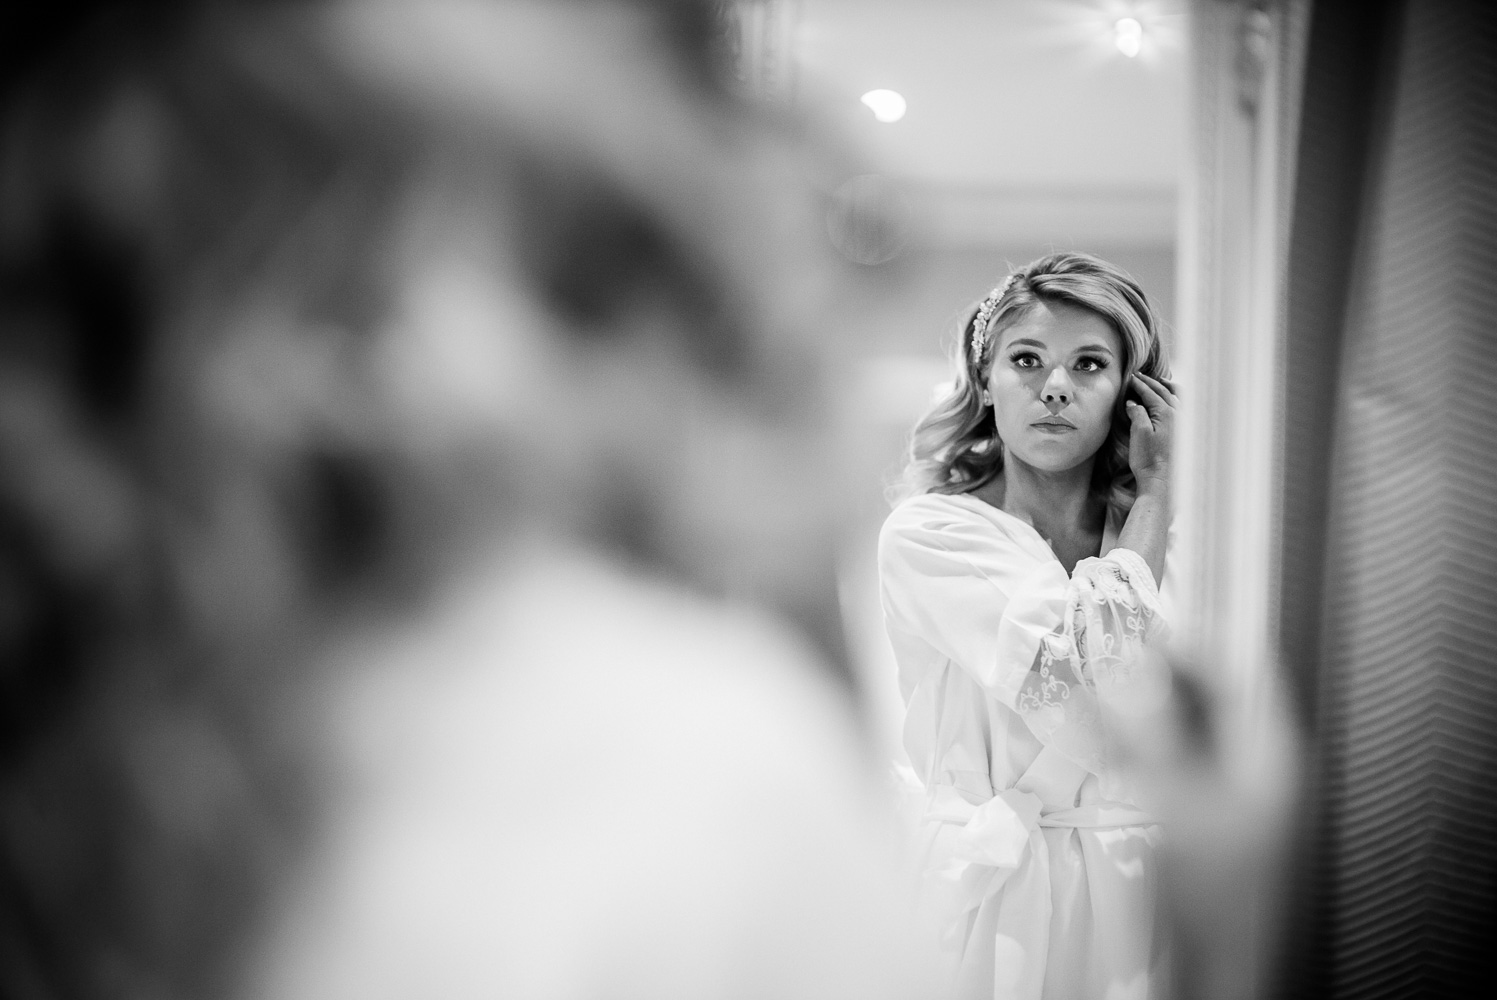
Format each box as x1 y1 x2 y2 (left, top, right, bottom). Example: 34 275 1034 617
1031 418 1076 432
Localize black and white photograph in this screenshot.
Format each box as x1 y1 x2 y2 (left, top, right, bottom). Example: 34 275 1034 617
2 2 1494 998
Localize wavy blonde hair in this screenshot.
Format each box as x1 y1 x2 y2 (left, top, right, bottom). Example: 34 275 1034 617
897 251 1170 521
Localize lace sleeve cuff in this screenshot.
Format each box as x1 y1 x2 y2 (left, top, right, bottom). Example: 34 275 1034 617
1102 546 1160 604
1012 546 1168 775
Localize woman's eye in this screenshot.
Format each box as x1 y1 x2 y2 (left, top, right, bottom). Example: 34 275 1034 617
1075 357 1108 373
1010 353 1041 369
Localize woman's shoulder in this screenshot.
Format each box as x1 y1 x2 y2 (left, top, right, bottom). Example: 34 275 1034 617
883 490 977 531
879 491 1036 553
877 491 1055 598
883 489 1007 526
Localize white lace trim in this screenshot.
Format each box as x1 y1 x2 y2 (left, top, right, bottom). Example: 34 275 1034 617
1013 550 1167 775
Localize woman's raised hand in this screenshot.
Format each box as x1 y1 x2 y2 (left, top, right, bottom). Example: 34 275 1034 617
1124 372 1177 496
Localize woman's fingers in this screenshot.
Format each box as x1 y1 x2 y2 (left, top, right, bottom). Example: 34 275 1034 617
1125 399 1152 432
1135 372 1178 407
1129 373 1170 417
1127 374 1175 486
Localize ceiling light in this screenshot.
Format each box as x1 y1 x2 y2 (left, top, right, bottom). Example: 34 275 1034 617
860 89 906 123
1114 17 1144 58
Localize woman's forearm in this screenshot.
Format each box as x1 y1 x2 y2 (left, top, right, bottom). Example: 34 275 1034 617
1116 487 1170 587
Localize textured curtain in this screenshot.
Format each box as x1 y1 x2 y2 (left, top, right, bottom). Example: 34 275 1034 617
1279 1 1497 995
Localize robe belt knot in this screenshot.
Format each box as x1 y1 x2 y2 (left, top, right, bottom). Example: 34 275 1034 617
925 784 1156 896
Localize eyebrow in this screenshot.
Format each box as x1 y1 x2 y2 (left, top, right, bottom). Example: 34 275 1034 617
1006 337 1117 356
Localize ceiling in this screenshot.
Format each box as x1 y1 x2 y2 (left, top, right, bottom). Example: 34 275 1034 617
785 0 1189 245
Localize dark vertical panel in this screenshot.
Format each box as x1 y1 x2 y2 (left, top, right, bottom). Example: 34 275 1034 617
1279 1 1497 996
1274 3 1398 989
1276 1 1396 729
1414 1 1497 989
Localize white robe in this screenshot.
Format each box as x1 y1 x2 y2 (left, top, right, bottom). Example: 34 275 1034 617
878 491 1170 1000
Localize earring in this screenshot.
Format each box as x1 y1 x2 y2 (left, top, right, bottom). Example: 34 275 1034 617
981 391 993 407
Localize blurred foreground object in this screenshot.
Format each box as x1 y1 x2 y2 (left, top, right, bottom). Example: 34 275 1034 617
0 2 928 997
1104 649 1300 1000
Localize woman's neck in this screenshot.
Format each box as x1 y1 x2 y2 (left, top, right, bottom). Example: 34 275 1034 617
974 456 1106 567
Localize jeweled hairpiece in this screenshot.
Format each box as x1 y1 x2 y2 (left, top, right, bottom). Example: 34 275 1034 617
969 273 1018 367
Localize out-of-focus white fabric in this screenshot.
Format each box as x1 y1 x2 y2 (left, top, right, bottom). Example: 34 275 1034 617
248 540 930 1000
878 492 1169 1000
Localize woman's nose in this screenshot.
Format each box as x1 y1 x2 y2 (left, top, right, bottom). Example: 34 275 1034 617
1041 367 1072 411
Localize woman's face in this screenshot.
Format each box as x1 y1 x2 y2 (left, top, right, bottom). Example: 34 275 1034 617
986 299 1125 474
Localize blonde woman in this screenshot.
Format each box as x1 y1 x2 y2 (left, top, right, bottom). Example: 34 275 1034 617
879 252 1177 999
